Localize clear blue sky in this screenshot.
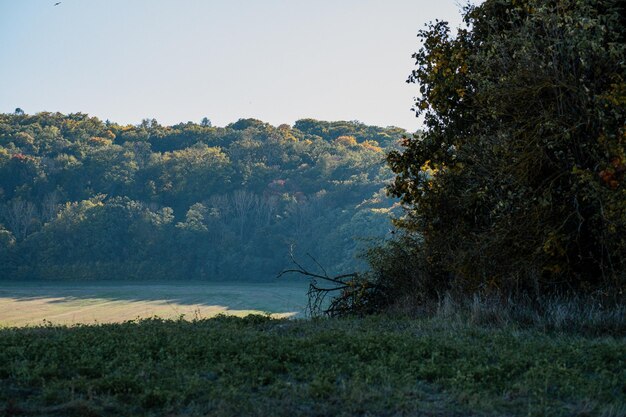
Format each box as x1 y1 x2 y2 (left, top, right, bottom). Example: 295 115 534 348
0 0 473 130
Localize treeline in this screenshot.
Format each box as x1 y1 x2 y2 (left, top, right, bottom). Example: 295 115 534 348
0 113 406 280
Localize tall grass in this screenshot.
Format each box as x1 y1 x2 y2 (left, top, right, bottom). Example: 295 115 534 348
423 293 626 336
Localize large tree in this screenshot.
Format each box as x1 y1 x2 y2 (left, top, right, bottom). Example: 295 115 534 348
388 0 626 297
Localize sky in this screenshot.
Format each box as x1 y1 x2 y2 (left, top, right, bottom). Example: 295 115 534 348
0 0 473 131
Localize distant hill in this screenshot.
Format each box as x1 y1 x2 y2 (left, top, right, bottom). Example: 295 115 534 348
0 112 408 281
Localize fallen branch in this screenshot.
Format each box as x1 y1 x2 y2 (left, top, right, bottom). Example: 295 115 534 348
278 248 380 317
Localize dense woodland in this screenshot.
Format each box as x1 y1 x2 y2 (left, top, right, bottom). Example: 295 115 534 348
0 113 407 280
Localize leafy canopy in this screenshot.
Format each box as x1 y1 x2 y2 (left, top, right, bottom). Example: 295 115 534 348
388 0 626 298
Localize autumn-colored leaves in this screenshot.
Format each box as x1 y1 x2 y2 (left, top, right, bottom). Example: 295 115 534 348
599 157 625 190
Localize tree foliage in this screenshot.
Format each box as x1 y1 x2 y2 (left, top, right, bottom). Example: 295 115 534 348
0 113 404 281
387 0 626 299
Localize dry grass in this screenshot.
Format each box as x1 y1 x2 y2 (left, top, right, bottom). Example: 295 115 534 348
429 293 626 336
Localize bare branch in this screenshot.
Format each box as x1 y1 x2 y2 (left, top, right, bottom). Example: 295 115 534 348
277 249 363 317
307 253 329 278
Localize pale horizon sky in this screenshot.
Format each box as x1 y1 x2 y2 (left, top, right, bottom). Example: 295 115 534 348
0 0 475 130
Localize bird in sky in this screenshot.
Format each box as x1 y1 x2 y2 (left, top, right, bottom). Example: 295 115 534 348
54 2 61 5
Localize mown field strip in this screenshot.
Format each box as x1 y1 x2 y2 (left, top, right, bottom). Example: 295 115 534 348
0 282 309 327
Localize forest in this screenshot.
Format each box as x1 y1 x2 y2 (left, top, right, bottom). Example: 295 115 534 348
0 113 406 281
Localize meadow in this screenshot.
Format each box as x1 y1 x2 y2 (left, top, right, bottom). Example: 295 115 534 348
0 312 624 417
0 281 309 327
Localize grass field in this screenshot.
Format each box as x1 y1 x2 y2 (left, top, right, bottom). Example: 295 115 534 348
1 283 624 416
0 315 624 417
0 281 310 327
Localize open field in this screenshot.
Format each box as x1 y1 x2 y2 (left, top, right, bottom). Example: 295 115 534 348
1 283 624 416
0 281 310 327
0 315 624 417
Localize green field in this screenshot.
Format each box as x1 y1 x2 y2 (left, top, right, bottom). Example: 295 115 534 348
0 281 310 327
1 283 624 416
0 315 624 417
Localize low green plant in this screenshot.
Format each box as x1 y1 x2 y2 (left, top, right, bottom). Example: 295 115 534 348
0 315 623 416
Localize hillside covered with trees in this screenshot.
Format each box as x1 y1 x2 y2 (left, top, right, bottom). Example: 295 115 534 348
0 113 407 281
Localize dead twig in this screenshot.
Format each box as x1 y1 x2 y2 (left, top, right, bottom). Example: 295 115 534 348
277 247 361 317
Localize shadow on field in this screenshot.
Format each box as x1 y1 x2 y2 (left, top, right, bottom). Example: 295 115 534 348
0 281 311 320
